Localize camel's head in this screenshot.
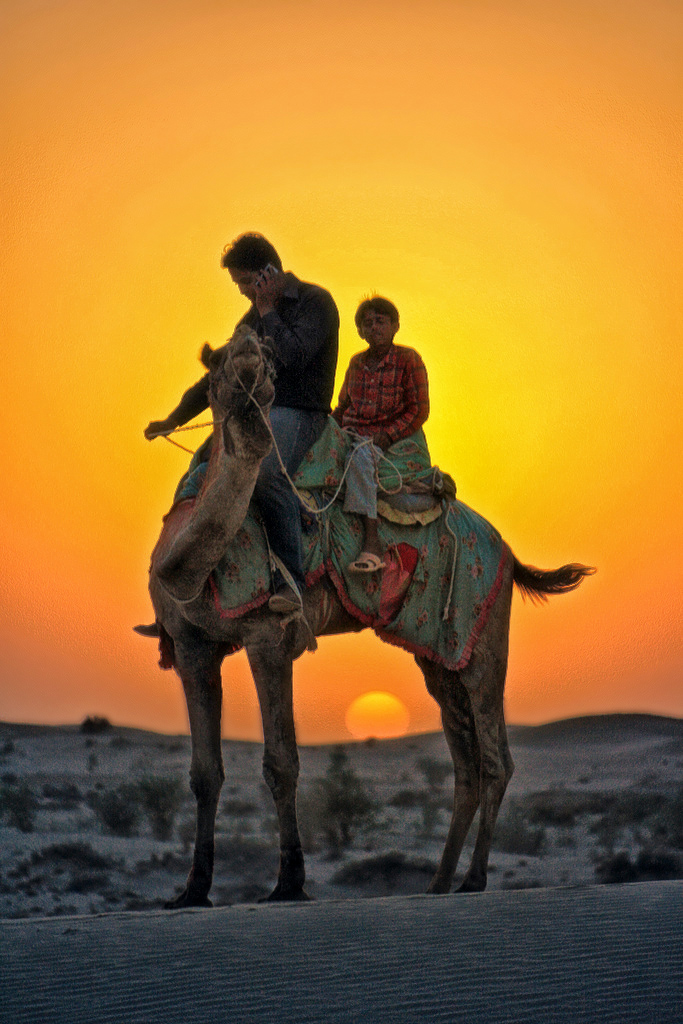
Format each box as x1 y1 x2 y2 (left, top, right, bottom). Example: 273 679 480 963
205 325 275 459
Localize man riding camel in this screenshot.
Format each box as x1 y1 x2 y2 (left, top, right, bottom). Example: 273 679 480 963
139 233 339 627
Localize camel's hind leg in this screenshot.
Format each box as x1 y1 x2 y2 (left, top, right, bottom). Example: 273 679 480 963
417 656 481 894
418 565 515 894
166 639 225 909
247 642 309 901
456 571 515 892
457 678 513 892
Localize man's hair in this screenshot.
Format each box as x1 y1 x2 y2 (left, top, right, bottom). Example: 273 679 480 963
354 295 400 330
220 233 283 272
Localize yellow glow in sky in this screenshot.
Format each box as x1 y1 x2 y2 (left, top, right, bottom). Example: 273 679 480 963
346 692 411 741
1 0 681 741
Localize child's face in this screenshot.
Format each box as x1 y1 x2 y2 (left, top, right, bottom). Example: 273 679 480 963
359 312 398 358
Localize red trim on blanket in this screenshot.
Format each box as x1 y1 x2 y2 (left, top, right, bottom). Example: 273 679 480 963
305 563 329 588
208 577 271 619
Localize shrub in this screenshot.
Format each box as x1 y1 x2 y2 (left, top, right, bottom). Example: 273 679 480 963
29 842 113 871
524 790 611 828
0 781 37 832
300 747 377 856
416 756 451 793
595 847 683 884
80 716 112 734
331 852 436 895
89 784 141 837
137 777 184 840
493 801 546 856
590 787 683 852
389 789 422 809
42 783 82 808
213 837 278 878
221 798 258 817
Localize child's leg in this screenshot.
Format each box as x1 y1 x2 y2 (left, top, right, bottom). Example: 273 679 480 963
343 441 385 567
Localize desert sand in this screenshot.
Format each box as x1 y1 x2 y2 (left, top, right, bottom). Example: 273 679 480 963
1 882 682 1023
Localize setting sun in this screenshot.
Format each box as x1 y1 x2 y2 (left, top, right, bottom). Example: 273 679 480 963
345 692 411 741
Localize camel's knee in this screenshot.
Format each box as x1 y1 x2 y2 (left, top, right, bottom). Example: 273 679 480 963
262 752 299 800
452 775 480 810
189 760 224 805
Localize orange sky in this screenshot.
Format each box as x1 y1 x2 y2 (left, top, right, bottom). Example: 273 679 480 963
1 0 681 742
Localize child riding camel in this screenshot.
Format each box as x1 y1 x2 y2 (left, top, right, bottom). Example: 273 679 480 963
332 296 430 573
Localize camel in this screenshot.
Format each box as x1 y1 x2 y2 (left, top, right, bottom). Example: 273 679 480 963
145 325 594 907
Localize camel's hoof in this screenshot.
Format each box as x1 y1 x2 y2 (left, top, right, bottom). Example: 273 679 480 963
165 889 213 910
259 886 312 904
457 876 487 893
426 880 451 895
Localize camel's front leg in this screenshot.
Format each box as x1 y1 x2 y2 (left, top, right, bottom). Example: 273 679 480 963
166 641 225 909
247 643 309 901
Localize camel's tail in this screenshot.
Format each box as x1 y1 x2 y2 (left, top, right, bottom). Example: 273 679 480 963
512 555 596 605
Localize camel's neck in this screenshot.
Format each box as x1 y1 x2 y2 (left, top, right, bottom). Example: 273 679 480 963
154 416 267 603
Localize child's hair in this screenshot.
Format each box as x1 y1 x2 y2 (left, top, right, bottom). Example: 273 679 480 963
354 295 400 330
220 233 283 272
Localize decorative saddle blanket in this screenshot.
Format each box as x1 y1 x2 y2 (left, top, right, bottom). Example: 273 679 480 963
205 497 506 672
173 417 507 671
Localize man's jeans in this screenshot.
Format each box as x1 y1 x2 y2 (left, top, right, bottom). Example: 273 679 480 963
252 407 326 593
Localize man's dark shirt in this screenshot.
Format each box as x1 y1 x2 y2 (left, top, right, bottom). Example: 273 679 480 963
167 274 339 427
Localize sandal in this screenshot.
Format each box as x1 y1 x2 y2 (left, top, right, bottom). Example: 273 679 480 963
348 552 386 574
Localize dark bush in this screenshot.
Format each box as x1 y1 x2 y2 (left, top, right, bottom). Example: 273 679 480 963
137 777 184 840
331 852 436 895
221 798 258 816
80 716 112 734
29 842 113 870
595 847 683 884
590 787 683 851
0 781 37 832
42 782 82 806
524 790 611 827
416 757 451 792
389 788 422 809
89 784 141 837
300 747 377 856
213 837 278 878
493 802 546 856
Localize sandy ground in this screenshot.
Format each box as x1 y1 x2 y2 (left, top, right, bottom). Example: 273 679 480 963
0 714 681 917
1 883 682 1023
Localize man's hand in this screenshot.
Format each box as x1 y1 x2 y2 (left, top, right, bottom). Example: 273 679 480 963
253 264 284 317
144 419 174 440
373 431 392 451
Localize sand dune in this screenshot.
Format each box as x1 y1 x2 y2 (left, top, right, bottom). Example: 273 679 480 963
1 882 681 1023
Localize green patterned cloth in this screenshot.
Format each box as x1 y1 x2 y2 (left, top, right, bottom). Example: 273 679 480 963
174 417 507 669
206 495 506 671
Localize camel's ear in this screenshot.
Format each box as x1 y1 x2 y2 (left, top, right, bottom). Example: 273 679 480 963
200 344 214 369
